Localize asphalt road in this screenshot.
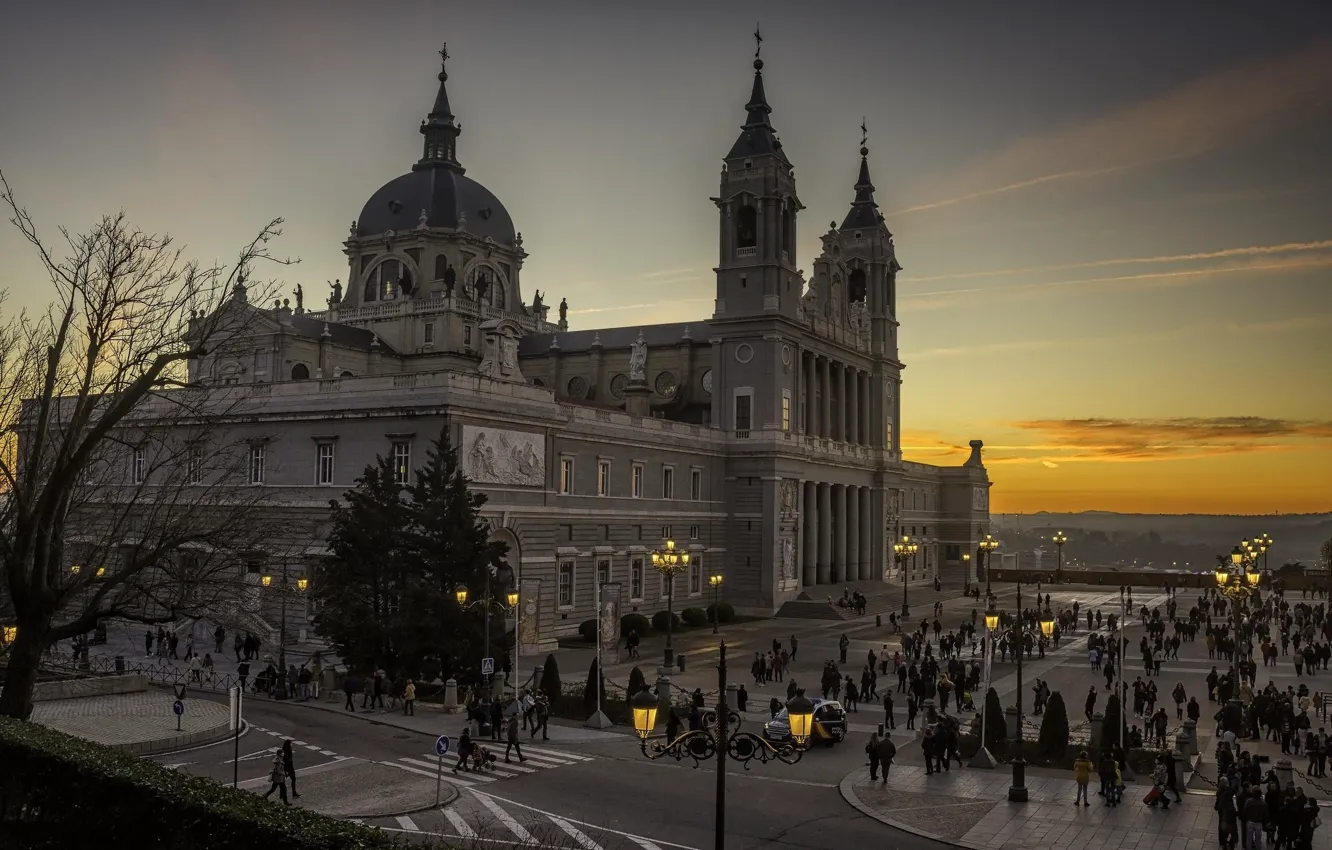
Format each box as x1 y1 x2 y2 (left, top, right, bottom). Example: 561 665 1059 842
149 694 956 850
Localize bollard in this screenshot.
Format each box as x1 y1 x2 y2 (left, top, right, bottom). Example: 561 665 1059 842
1276 757 1294 788
878 722 885 737
1182 719 1198 756
679 654 687 672
876 614 882 627
443 678 458 712
1175 731 1192 756
656 675 673 714
1090 712 1105 756
726 683 739 712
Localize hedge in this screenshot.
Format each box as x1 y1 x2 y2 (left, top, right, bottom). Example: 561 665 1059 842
620 613 651 637
707 601 736 623
680 607 708 627
0 715 412 849
651 610 680 633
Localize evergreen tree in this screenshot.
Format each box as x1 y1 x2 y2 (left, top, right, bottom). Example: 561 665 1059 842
583 657 607 707
540 653 562 697
627 666 647 697
1038 691 1070 757
400 429 508 687
1101 693 1128 755
314 457 412 672
983 687 1007 752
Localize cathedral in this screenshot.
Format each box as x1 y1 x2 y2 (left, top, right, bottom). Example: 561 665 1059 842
186 45 992 646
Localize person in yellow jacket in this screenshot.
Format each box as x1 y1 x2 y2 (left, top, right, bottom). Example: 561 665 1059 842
1073 750 1094 806
403 679 416 716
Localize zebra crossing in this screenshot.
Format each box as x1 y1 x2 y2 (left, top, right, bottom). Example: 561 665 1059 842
382 741 594 788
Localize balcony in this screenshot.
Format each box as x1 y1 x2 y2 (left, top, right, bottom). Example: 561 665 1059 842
735 246 757 258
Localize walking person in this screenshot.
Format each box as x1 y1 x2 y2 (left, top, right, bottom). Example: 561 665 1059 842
876 733 897 782
263 751 290 805
403 679 416 716
282 739 301 799
504 710 526 764
866 732 882 781
343 671 358 712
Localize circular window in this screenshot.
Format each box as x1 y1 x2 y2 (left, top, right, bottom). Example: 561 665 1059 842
610 374 628 399
781 345 792 366
654 371 678 397
701 370 713 394
567 376 589 399
735 344 754 364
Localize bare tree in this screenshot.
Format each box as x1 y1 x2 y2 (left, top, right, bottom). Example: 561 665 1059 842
0 171 295 719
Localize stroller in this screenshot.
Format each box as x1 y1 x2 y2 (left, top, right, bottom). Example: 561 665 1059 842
467 744 498 772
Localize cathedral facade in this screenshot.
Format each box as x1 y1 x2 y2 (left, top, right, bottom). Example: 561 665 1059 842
186 48 991 644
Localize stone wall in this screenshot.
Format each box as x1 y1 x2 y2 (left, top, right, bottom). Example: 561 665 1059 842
31 673 147 703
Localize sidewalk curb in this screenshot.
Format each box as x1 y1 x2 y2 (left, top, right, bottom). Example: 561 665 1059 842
122 719 236 756
344 771 460 819
837 767 987 850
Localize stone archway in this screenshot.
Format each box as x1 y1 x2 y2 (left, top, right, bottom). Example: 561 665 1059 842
488 526 522 581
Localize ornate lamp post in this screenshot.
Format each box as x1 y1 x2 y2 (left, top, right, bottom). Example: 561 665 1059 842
979 533 999 596
455 562 518 701
709 574 723 634
962 553 971 595
894 535 918 618
1255 533 1273 575
651 540 691 667
631 641 813 850
259 567 310 700
983 593 1054 802
1214 545 1261 684
1052 531 1067 584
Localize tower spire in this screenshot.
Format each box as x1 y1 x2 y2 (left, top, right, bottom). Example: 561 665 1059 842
840 122 881 230
415 43 464 173
725 26 786 163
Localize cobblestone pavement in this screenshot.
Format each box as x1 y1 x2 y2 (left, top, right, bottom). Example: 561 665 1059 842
842 763 1332 850
32 690 229 747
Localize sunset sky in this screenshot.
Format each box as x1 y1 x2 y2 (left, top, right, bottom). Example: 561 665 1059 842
1 1 1329 515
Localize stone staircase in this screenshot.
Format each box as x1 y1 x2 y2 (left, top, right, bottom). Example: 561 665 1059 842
775 578 973 621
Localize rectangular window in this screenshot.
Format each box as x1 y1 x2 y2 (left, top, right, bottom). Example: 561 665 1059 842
734 390 753 435
661 466 674 499
661 571 673 600
597 557 611 588
945 544 960 561
558 560 575 607
597 461 610 496
464 325 473 347
690 525 700 540
392 441 411 484
661 525 671 541
630 558 644 600
187 446 203 485
248 445 266 485
424 322 434 344
690 555 702 595
691 468 702 500
560 457 574 494
131 448 146 484
781 391 791 432
886 421 894 451
631 464 644 498
316 443 335 485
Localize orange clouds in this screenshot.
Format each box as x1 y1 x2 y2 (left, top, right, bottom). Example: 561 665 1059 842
1009 417 1332 462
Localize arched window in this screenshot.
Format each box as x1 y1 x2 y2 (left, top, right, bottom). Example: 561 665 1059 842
290 363 310 380
781 204 793 255
340 371 354 378
364 259 411 303
848 268 867 303
467 265 506 308
735 205 757 249
433 254 448 281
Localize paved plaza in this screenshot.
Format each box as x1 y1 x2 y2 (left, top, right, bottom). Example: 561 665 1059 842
32 689 231 752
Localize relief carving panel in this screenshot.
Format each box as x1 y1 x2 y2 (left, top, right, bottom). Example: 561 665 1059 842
462 425 544 487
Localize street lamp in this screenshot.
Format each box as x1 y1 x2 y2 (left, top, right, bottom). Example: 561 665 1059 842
1052 531 1067 584
456 562 518 701
631 641 811 850
1255 533 1273 575
894 535 918 618
1 625 16 644
258 566 309 700
1215 545 1261 685
962 553 971 594
979 534 999 596
709 574 723 634
651 540 690 667
998 586 1055 804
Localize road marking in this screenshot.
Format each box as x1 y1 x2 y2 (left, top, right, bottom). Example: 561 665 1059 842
224 747 276 764
522 744 593 761
474 791 534 844
395 815 418 831
515 751 578 766
384 759 484 787
472 791 701 850
319 749 336 756
550 816 604 850
626 837 665 850
495 760 536 773
292 740 307 746
444 809 475 838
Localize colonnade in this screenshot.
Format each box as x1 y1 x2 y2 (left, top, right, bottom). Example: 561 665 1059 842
800 481 875 586
802 351 874 445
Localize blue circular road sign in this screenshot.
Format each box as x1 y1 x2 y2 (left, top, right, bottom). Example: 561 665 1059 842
172 700 184 716
435 735 451 756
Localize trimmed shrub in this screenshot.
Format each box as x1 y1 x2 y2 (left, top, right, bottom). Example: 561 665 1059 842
707 601 736 623
627 665 647 697
0 716 403 849
681 607 708 627
540 654 561 696
651 610 680 633
578 619 598 643
583 658 607 707
1101 693 1128 755
1038 692 1070 757
620 612 652 638
982 687 1007 750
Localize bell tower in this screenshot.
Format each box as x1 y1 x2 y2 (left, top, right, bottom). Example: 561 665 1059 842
712 32 803 322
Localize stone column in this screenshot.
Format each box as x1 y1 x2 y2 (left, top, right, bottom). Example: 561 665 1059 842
860 489 873 580
805 353 816 435
844 367 855 444
859 372 871 446
819 357 831 440
817 483 832 584
803 481 818 586
847 486 861 582
849 370 860 445
834 485 848 585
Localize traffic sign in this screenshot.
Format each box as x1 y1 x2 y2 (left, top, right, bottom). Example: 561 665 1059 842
173 683 187 700
481 657 495 676
435 735 451 756
173 700 184 716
